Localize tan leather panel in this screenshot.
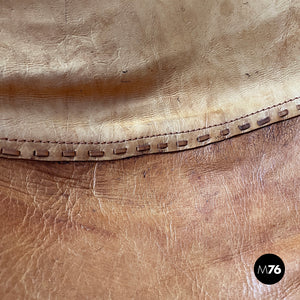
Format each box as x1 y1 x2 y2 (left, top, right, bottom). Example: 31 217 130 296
0 117 299 299
0 0 300 160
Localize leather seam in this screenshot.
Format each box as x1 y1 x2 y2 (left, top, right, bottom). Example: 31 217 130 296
0 96 299 145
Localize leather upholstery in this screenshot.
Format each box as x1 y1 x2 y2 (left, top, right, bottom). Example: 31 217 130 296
0 0 299 160
0 117 299 299
0 1 299 298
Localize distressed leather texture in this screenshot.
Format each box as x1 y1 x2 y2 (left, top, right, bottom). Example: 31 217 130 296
0 0 300 161
0 117 299 299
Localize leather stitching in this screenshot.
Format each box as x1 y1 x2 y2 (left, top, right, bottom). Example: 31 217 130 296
0 96 299 145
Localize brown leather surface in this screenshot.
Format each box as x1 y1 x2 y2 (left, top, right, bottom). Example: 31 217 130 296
0 117 299 299
1 0 300 161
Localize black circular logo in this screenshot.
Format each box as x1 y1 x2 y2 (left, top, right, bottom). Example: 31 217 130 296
254 254 285 285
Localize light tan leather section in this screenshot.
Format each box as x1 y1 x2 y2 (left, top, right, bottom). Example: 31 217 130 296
0 0 300 161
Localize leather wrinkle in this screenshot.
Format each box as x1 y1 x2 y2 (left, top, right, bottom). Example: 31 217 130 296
0 51 188 102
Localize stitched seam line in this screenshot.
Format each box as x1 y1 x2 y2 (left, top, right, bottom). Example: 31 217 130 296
1 96 299 145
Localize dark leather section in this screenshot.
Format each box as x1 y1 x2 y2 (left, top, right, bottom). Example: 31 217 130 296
0 117 299 299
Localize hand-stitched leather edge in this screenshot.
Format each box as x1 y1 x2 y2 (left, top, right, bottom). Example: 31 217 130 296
0 96 299 161
0 96 299 145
